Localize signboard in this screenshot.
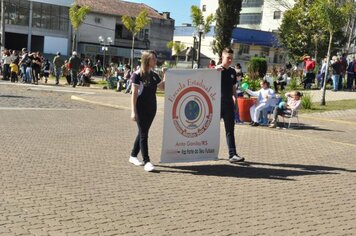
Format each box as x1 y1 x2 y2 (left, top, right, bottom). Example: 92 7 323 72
160 69 221 163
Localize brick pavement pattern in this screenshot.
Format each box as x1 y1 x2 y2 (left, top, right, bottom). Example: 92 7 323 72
0 83 356 235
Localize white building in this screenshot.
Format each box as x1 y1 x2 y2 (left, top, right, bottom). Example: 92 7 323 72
2 0 174 63
76 0 174 65
200 0 295 32
173 26 285 70
2 0 72 55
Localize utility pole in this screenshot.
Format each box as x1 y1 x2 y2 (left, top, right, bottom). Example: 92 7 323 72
0 0 5 53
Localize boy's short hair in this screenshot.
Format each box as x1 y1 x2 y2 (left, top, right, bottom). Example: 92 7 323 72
222 48 234 55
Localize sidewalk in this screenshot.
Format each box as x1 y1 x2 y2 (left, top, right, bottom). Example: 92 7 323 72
70 87 356 113
1 80 356 235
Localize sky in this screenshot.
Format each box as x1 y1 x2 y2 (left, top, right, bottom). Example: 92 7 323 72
125 0 200 26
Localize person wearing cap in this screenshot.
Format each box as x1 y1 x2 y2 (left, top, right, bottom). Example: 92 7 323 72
302 55 316 89
53 52 64 85
68 51 81 87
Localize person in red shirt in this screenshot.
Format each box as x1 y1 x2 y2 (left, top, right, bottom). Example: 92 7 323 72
301 55 316 89
208 59 216 69
78 63 93 86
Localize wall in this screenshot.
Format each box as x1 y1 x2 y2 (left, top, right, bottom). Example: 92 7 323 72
77 13 116 44
149 18 175 55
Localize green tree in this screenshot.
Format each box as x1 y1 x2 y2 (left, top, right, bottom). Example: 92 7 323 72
213 0 242 60
278 1 325 62
69 3 90 52
167 41 186 66
190 5 214 34
190 5 214 67
248 57 268 80
311 0 354 105
122 10 151 67
278 0 348 63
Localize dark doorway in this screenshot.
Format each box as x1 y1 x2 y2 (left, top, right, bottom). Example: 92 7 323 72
5 32 27 50
31 35 44 52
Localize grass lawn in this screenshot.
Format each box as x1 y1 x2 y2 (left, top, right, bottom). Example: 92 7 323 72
300 99 356 114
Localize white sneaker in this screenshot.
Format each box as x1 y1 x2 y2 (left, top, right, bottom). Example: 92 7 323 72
229 155 245 163
144 162 155 172
129 156 143 166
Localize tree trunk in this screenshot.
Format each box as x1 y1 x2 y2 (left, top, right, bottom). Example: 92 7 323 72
72 32 76 52
346 17 356 52
131 35 135 68
321 31 333 106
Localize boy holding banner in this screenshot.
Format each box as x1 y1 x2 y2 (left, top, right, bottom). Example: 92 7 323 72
217 48 245 163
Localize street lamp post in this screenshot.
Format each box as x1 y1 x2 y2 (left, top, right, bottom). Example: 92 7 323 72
197 24 204 69
98 36 113 80
192 32 197 68
1 0 5 55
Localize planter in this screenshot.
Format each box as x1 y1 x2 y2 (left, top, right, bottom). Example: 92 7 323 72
237 97 256 122
107 77 117 90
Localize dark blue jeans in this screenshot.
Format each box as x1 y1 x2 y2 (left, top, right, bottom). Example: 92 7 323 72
131 105 157 163
221 102 237 158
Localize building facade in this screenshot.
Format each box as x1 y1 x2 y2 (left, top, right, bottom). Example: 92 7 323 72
1 0 174 63
173 26 285 71
75 0 174 65
2 0 72 55
200 0 294 32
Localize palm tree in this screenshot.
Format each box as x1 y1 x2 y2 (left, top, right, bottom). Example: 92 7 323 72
190 6 214 67
122 10 151 67
69 3 90 52
190 5 214 34
167 41 186 66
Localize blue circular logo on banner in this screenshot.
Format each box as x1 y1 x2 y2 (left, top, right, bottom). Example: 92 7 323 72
184 100 200 121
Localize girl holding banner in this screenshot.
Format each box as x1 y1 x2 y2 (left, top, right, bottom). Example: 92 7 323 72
129 50 165 172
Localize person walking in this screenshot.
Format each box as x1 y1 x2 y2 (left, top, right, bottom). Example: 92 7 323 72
31 52 42 85
331 56 341 91
53 52 64 85
129 50 165 172
18 48 29 82
68 51 81 87
216 48 245 163
1 49 11 80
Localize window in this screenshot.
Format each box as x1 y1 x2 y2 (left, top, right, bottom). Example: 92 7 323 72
4 0 30 26
31 2 68 31
95 17 102 24
260 47 270 57
144 29 149 40
138 29 149 40
273 11 281 20
238 44 250 55
239 13 262 25
116 25 123 39
242 0 263 8
202 5 206 12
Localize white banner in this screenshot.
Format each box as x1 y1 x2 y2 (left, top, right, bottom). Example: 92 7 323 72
160 69 221 163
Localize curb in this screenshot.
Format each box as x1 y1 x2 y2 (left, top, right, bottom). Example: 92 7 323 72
71 95 130 110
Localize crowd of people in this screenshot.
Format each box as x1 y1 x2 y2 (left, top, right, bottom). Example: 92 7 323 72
0 48 132 88
0 48 96 87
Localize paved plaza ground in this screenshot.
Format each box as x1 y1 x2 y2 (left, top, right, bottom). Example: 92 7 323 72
0 81 355 235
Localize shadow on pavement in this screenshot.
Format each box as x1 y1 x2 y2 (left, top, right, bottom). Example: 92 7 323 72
280 124 342 132
156 161 344 180
243 161 356 173
0 95 30 99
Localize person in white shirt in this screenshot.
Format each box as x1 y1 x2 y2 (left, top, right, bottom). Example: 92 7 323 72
246 80 275 126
